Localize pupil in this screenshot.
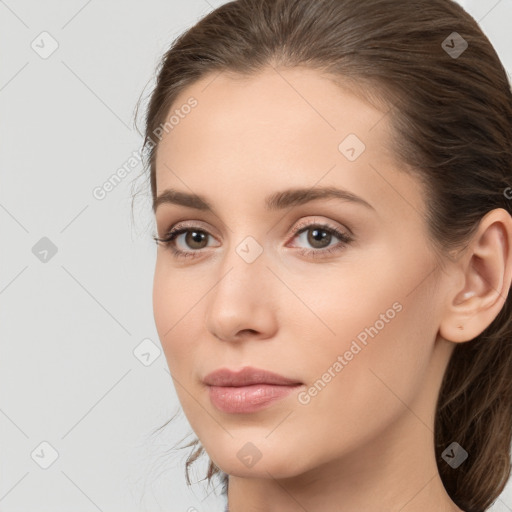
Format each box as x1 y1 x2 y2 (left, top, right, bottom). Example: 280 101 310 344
309 228 330 248
188 231 206 248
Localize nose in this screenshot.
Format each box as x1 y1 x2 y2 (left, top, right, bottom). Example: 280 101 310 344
204 242 278 343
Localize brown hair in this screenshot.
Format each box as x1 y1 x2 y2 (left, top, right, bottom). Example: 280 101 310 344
136 0 512 510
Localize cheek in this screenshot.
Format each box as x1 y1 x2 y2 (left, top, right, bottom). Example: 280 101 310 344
154 300 214 438
152 264 172 347
152 263 200 369
294 245 435 379
294 261 438 442
152 271 207 423
306 242 437 361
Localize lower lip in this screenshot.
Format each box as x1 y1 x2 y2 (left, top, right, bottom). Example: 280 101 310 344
207 384 302 413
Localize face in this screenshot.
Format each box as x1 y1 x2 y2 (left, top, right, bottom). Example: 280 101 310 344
152 66 454 480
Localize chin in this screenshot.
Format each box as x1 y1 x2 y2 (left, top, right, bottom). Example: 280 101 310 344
203 437 313 480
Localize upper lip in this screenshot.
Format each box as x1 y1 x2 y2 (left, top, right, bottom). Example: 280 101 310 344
203 366 302 387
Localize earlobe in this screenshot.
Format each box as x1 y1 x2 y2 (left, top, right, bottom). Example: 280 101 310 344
439 208 512 344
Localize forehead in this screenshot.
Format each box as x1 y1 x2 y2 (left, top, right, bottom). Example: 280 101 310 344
154 66 424 221
156 66 390 160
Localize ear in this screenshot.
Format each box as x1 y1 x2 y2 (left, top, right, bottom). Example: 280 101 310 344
439 208 512 343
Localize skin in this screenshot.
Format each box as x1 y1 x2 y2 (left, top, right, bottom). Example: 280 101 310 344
152 65 512 512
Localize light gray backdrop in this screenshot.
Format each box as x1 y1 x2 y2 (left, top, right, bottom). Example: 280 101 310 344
1 0 511 511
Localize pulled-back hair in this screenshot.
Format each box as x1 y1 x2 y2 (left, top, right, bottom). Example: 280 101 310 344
138 1 512 510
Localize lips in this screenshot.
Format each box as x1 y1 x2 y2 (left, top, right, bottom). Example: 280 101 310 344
203 366 303 414
203 366 302 387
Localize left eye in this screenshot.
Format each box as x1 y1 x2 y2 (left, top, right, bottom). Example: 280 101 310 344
153 221 353 259
291 224 352 251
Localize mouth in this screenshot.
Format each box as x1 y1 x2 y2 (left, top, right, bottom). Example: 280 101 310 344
207 383 303 414
203 366 303 414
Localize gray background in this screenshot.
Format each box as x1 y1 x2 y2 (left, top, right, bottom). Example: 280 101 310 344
1 0 511 510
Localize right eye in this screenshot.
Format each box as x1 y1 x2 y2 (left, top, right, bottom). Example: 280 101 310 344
153 225 218 259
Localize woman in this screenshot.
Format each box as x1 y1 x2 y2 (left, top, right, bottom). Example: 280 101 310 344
139 0 512 510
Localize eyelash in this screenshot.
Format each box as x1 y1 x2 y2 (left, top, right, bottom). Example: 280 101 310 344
152 220 353 260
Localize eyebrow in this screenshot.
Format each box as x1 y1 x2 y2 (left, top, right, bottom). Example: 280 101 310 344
153 186 375 213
